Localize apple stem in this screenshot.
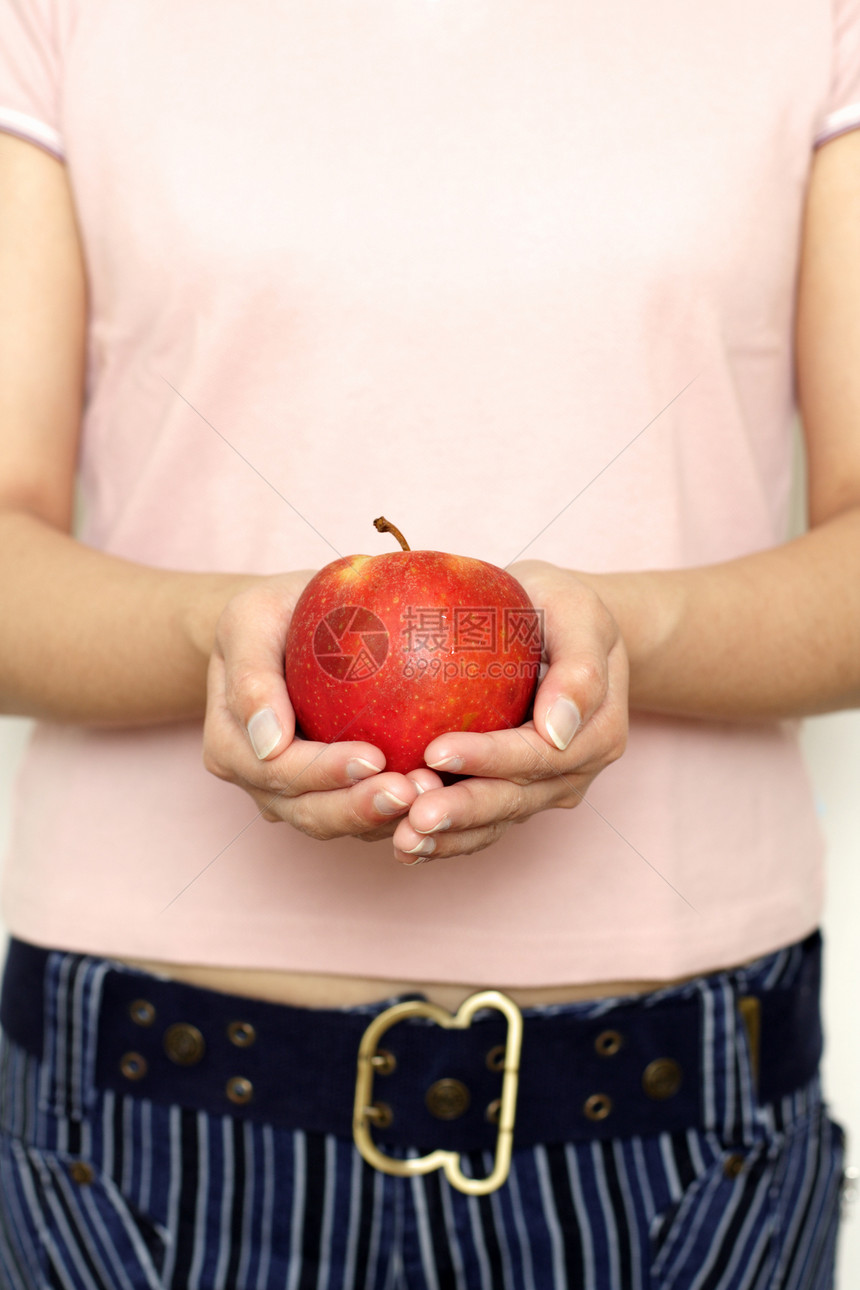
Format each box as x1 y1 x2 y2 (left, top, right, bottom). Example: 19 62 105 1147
373 516 411 552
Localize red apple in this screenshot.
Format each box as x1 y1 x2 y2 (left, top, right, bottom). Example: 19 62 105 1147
284 518 544 774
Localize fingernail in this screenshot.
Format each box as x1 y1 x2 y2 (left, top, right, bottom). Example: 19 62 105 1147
415 815 451 835
403 838 436 858
247 707 283 759
545 696 581 751
426 754 464 771
374 791 410 816
346 758 382 782
402 855 429 866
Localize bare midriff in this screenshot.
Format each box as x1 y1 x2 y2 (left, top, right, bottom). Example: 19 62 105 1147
116 961 699 1011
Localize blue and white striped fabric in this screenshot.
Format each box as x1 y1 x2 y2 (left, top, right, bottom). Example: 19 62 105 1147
0 942 845 1290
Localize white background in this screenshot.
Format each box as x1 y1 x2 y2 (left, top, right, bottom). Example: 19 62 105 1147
0 707 857 1282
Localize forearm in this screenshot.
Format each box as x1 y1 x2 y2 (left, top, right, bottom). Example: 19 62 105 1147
0 509 257 723
577 507 860 721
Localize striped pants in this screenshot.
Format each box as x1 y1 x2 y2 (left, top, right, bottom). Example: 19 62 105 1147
0 941 845 1290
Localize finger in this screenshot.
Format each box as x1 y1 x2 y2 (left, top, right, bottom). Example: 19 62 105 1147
264 770 423 841
423 723 565 787
216 585 301 760
423 698 626 786
394 819 513 865
394 772 568 851
532 638 629 779
254 804 402 844
258 737 392 798
405 767 446 795
204 681 389 795
534 601 620 751
252 742 445 802
249 787 408 841
422 625 622 778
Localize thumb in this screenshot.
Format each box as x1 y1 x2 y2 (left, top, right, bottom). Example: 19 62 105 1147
217 587 299 761
537 690 583 752
530 603 616 752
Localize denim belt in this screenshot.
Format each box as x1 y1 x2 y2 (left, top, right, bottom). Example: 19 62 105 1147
0 936 823 1161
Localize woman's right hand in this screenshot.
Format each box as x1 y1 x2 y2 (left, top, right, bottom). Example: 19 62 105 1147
202 575 442 845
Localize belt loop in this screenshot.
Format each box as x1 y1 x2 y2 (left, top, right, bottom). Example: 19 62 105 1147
698 975 761 1145
38 952 111 1120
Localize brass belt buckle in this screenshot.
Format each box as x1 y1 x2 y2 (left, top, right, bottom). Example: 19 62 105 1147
353 989 523 1196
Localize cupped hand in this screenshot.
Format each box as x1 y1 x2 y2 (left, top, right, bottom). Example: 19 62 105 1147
203 574 444 841
390 560 629 864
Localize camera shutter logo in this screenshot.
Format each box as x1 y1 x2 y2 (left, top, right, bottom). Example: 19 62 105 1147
313 606 389 681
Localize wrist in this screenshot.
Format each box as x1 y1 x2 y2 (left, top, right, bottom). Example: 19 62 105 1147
181 569 317 667
571 568 687 710
179 572 260 667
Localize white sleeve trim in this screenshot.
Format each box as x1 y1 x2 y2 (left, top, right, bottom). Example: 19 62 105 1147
814 101 860 147
0 106 63 159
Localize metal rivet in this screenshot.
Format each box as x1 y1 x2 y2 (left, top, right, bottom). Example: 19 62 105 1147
486 1045 506 1072
227 1020 256 1049
163 1023 206 1066
642 1058 683 1101
364 1102 393 1128
583 1093 613 1122
724 1153 745 1180
69 1161 95 1185
485 1098 502 1125
370 1048 396 1075
225 1076 254 1105
120 1051 148 1081
426 1078 471 1121
594 1029 623 1058
128 999 156 1027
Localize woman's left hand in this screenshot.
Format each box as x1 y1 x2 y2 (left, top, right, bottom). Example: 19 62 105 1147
390 560 630 864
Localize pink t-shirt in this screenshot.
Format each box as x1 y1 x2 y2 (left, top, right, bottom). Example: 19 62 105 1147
1 0 859 984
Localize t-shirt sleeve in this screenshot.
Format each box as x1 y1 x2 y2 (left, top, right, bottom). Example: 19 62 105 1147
814 0 860 147
0 0 65 160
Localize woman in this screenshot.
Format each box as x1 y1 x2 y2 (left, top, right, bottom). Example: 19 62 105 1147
0 1 857 1286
